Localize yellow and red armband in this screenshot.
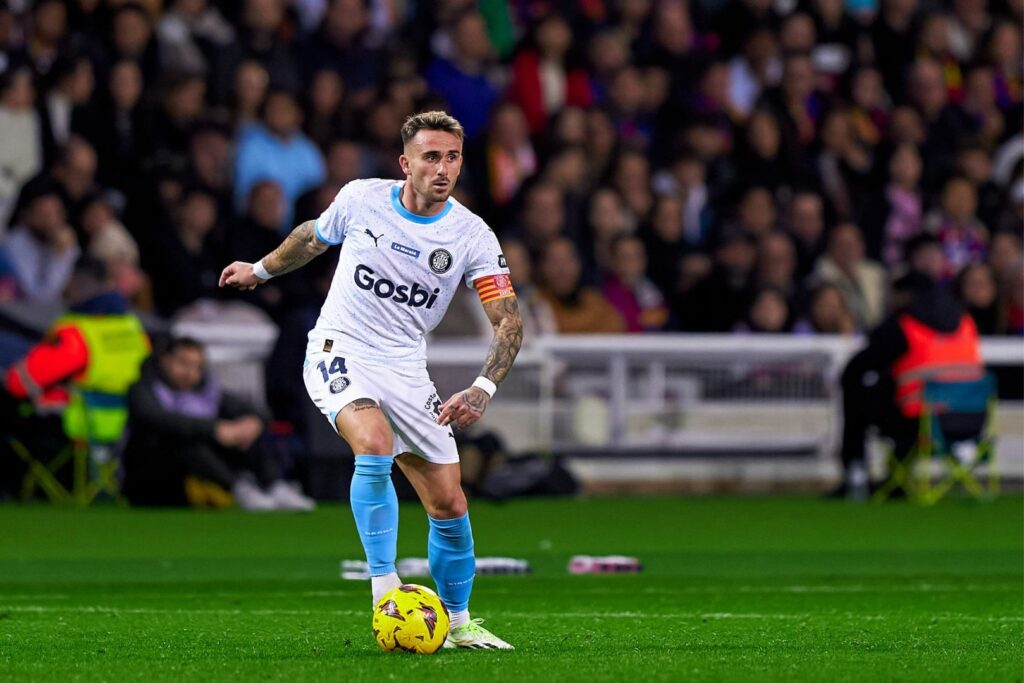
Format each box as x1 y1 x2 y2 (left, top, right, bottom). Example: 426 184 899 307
473 274 516 304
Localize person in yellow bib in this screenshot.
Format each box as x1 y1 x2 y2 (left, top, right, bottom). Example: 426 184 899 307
1 258 150 497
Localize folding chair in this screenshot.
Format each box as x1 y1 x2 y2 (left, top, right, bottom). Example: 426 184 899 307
12 389 129 505
873 374 998 504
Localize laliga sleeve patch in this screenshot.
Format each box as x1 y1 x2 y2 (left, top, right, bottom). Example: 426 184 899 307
474 274 516 304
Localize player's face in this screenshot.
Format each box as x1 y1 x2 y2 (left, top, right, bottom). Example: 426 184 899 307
400 130 464 205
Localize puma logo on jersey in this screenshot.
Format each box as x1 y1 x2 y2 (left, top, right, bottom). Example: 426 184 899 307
354 264 440 308
364 229 383 246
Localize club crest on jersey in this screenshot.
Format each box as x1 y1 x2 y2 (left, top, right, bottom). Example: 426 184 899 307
429 249 453 274
391 242 421 259
329 377 350 394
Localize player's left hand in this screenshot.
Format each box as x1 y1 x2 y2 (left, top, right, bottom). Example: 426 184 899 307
437 387 489 430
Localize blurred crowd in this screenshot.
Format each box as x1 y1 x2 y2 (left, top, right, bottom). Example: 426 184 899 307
0 0 1021 342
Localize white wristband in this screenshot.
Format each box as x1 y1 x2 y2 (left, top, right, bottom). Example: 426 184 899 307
472 376 497 398
252 259 273 281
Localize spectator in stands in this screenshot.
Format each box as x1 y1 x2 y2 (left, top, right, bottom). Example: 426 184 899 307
80 192 150 310
234 89 325 229
902 232 947 282
756 230 799 303
295 138 366 223
24 0 68 79
538 236 625 334
230 59 270 131
583 188 633 276
478 103 536 216
507 12 592 136
727 29 781 120
156 0 235 77
957 144 1005 234
733 185 777 240
123 336 315 510
911 60 978 192
513 182 567 256
188 121 234 219
759 52 823 150
0 68 42 230
676 228 757 332
500 238 556 339
735 108 803 198
5 180 78 301
735 286 792 333
643 194 688 298
107 2 161 84
146 71 207 163
221 0 300 98
425 11 499 139
925 175 989 278
74 60 146 194
835 271 982 498
303 69 346 149
38 54 94 166
146 186 222 315
879 144 924 267
783 191 827 279
953 262 1002 335
812 223 886 330
847 67 889 150
793 282 856 335
303 0 381 107
603 233 668 332
988 230 1023 289
816 108 873 225
225 179 292 318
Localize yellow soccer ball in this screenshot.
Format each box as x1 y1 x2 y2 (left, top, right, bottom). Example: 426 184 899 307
372 584 450 654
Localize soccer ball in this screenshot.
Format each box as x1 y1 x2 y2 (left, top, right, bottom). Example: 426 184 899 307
372 584 450 654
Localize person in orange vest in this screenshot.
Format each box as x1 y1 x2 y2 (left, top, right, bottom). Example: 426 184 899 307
835 271 983 498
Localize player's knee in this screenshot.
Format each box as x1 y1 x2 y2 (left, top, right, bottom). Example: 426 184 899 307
428 491 468 519
352 430 392 456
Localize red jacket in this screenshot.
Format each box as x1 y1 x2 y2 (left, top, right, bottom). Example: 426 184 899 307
5 325 89 407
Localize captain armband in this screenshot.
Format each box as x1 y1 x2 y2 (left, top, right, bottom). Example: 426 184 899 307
473 274 516 304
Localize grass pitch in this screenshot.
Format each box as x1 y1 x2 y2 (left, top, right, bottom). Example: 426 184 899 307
0 496 1021 682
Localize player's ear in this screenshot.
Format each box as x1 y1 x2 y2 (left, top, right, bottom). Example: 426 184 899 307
399 154 411 176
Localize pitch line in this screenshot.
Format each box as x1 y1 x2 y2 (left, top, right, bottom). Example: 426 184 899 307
0 605 1020 623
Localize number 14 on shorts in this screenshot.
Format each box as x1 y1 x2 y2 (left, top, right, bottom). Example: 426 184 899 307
317 356 348 382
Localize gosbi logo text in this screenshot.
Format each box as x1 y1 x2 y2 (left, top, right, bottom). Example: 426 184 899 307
354 264 440 308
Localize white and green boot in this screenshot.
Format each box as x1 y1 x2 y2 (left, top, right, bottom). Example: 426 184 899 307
443 619 514 650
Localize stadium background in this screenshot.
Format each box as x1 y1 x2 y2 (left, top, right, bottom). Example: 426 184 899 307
0 0 1021 679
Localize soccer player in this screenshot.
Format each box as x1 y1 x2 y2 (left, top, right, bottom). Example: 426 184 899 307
219 111 522 650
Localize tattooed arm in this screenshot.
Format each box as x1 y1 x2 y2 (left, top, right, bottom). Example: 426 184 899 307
437 295 524 430
218 220 329 290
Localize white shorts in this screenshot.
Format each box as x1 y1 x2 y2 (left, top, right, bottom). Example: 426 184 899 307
302 347 459 464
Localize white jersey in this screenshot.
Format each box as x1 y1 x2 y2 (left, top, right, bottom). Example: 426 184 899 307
307 178 509 369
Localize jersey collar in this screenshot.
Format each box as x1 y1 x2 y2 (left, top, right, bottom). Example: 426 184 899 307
391 183 453 224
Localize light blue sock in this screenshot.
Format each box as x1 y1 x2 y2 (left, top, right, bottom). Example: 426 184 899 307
350 455 398 576
427 513 475 613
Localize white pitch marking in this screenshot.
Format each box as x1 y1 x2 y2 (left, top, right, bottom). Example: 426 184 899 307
0 605 1020 623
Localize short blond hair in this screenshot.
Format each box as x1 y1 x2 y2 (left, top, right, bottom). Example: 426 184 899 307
400 111 465 146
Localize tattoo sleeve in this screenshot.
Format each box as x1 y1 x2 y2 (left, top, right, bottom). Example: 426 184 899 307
261 220 330 277
480 296 523 386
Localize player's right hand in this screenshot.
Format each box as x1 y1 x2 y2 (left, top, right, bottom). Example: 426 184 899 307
219 261 265 290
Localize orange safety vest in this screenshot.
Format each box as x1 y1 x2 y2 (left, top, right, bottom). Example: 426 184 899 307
892 314 982 417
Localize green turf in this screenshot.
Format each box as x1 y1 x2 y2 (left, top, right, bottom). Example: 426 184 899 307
0 496 1021 682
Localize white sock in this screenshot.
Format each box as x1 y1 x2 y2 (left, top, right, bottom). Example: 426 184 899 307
371 572 402 607
449 609 470 629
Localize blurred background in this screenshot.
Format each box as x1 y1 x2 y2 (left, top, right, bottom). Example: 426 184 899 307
0 0 1021 504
